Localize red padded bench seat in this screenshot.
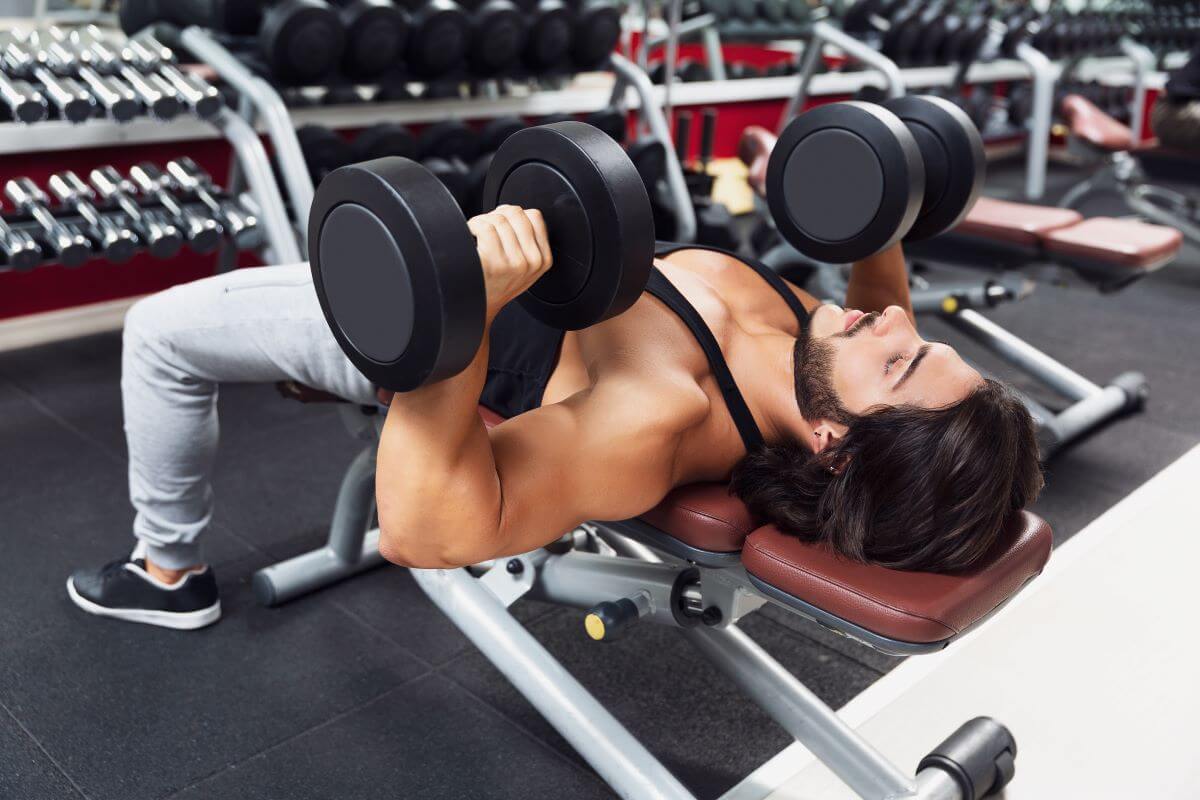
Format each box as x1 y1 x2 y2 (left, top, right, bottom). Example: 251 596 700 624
1042 216 1183 271
955 197 1082 246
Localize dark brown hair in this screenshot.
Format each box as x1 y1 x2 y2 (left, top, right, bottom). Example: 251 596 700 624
730 378 1043 573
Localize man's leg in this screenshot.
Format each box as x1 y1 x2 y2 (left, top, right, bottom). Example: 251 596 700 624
69 263 375 629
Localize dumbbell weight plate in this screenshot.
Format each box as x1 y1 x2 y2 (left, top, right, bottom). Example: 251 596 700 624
478 116 527 155
259 0 347 85
418 120 480 161
355 122 418 161
482 121 654 330
584 108 627 144
883 95 985 241
766 102 924 264
310 157 486 391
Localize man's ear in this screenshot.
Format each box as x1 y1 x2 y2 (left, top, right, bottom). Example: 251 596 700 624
810 420 848 454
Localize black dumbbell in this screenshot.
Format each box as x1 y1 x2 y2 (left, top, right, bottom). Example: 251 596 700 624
298 125 356 183
0 199 44 270
463 151 493 217
459 0 528 75
567 0 620 70
48 171 139 263
119 0 346 85
477 115 527 154
512 0 574 72
396 0 471 79
167 158 253 241
4 178 92 268
418 119 481 161
90 167 184 260
626 137 666 198
765 95 984 263
421 156 473 210
355 122 418 161
128 163 223 255
323 85 365 105
308 121 654 391
0 64 47 124
326 0 409 80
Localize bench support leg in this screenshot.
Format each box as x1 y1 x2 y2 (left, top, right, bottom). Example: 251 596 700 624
684 624 930 799
252 445 383 606
411 566 697 800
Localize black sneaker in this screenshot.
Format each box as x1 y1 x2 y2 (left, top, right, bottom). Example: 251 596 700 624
67 558 221 630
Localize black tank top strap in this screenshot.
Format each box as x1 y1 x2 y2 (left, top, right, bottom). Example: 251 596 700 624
653 241 809 330
645 267 764 452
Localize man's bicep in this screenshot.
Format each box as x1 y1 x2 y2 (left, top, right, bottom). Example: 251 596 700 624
487 384 687 554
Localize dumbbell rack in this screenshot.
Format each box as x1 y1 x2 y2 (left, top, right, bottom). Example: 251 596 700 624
0 21 301 271
0 163 260 273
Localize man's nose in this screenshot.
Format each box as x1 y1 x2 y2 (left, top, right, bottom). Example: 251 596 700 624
873 305 909 337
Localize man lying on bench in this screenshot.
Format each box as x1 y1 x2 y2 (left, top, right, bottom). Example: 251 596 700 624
67 190 1042 629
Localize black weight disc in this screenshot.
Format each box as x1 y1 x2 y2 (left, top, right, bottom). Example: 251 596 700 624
355 122 418 161
766 101 924 264
260 0 346 85
418 120 480 161
570 1 620 68
338 0 409 79
309 158 486 391
883 95 985 241
406 0 470 78
478 116 527 154
483 121 654 329
524 0 573 71
583 108 627 144
297 125 356 182
469 0 528 74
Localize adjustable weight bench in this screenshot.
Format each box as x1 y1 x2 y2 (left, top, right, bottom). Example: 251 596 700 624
257 389 1052 800
1057 92 1200 247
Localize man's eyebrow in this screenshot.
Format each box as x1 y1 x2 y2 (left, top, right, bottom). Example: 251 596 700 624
894 344 931 390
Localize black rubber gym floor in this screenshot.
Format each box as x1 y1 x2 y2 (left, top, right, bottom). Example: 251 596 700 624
2 159 1198 800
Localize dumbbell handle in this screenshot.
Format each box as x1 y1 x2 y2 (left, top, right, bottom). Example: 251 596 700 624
89 167 144 219
166 159 224 216
0 205 43 269
76 27 123 73
699 108 716 169
675 111 692 166
4 178 91 264
32 66 95 122
129 164 220 246
157 64 222 120
117 64 172 119
48 172 130 251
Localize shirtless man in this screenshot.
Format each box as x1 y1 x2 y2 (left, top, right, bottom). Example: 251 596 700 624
67 205 1042 629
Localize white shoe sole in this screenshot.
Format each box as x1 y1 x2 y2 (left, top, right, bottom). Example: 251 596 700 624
67 578 221 630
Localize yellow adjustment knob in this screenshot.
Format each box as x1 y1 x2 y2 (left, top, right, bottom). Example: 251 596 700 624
941 296 959 314
585 613 606 641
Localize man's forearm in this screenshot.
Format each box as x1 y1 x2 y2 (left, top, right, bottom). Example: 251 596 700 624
844 243 914 324
375 329 504 567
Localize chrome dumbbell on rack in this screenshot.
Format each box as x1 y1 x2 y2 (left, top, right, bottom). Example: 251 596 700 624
89 166 185 260
123 31 223 121
48 171 139 263
166 158 255 243
42 27 140 124
3 29 94 123
0 199 43 270
128 163 222 254
74 26 180 121
0 40 47 124
4 178 92 267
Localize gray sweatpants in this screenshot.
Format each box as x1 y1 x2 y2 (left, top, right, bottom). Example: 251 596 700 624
122 264 375 569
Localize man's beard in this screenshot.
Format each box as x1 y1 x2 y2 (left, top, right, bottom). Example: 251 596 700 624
791 310 877 426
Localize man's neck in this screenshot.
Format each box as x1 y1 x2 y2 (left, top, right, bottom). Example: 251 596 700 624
741 331 819 451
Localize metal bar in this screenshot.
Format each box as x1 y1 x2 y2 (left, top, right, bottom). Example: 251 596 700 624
947 309 1102 400
702 26 727 81
251 446 382 605
778 36 823 131
663 0 683 121
684 624 926 800
530 551 689 625
611 52 697 243
1120 38 1154 147
1016 42 1055 200
818 21 905 99
411 567 697 800
178 27 313 247
208 108 302 263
